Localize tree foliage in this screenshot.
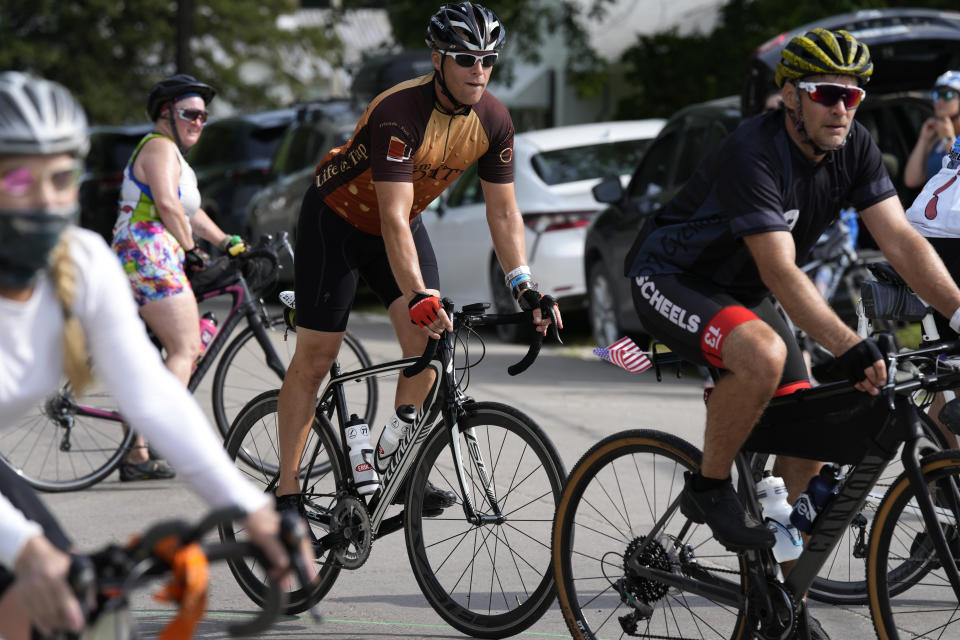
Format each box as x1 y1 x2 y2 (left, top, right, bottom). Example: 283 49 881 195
0 0 339 125
616 0 959 119
366 0 614 96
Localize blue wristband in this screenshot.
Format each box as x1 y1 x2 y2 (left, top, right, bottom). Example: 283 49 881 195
509 273 532 289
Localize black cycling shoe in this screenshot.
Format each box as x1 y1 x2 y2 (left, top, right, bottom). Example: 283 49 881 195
679 471 775 551
275 492 308 520
393 479 457 516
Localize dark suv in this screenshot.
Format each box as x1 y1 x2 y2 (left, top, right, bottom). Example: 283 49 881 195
245 100 359 274
186 108 297 236
79 123 152 243
583 8 960 348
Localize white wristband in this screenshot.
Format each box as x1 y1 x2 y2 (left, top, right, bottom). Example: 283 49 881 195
504 265 531 287
949 307 960 334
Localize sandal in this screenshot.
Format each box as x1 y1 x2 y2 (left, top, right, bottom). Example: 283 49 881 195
119 458 176 482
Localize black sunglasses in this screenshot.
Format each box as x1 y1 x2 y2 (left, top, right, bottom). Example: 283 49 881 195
933 88 958 101
176 108 209 124
445 51 498 68
796 81 866 109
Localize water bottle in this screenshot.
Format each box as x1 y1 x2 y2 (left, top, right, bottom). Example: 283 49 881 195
345 414 379 495
194 312 218 367
756 472 803 563
374 404 416 473
790 464 841 533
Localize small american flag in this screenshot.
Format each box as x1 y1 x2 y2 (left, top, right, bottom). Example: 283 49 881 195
594 337 652 373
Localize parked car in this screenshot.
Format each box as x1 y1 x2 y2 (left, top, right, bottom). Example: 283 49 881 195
186 108 298 236
244 100 360 273
583 7 960 348
79 123 152 243
419 119 665 341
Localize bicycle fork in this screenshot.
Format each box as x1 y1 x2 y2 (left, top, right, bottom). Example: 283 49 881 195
901 433 960 597
446 402 503 526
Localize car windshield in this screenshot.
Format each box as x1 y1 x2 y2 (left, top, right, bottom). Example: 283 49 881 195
531 139 653 186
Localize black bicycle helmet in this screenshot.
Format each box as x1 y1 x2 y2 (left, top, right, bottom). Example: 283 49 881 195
775 28 873 88
146 74 216 121
425 2 506 53
0 71 88 156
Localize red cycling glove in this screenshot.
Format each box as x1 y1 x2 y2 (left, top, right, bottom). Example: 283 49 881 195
408 292 441 328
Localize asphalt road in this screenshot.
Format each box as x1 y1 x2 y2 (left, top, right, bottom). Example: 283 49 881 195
40 306 888 639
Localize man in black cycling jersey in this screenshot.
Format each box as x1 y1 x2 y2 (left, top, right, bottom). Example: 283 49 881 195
628 29 960 564
274 3 560 515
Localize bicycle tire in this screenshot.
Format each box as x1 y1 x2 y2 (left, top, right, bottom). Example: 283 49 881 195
867 449 960 640
552 429 753 640
211 316 378 437
404 402 565 639
807 412 951 605
0 387 135 492
218 390 344 614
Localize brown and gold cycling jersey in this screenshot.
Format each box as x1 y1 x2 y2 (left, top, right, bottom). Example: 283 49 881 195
313 73 514 236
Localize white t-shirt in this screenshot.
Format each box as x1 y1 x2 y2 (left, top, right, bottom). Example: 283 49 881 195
905 147 960 238
0 227 268 568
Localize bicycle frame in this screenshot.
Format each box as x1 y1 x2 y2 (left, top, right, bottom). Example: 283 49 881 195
308 333 495 539
188 276 285 393
627 363 960 616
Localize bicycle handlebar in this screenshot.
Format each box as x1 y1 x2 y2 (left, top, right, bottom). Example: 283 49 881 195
402 296 560 378
53 506 317 639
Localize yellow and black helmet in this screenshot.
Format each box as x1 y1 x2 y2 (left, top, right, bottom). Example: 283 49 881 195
775 28 873 88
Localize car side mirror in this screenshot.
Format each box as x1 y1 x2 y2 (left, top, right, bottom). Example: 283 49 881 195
592 176 624 204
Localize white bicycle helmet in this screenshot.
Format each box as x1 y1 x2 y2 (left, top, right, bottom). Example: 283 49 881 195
934 70 960 92
0 71 89 157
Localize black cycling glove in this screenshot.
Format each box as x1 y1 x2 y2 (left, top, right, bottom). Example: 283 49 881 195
836 339 883 384
183 247 206 273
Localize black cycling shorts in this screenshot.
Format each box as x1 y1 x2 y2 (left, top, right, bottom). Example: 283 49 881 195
631 274 810 395
0 462 72 596
294 187 440 332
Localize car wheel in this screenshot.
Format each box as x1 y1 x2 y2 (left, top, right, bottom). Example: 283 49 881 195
588 260 621 348
489 261 534 343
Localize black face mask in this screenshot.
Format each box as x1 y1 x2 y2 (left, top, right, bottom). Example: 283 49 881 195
0 205 76 288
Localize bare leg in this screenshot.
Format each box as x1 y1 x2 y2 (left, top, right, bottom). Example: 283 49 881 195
387 297 435 410
128 290 201 464
277 328 344 497
139 290 201 385
700 319 787 479
927 392 960 449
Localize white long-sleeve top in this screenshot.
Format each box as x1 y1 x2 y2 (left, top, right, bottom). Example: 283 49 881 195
0 227 268 569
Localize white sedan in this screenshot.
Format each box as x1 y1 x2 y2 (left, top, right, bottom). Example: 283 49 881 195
420 119 665 341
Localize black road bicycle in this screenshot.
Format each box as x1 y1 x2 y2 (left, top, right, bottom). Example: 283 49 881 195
219 298 567 639
0 233 377 491
553 335 960 640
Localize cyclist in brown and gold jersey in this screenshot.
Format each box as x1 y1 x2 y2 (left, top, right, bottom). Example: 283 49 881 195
275 2 562 515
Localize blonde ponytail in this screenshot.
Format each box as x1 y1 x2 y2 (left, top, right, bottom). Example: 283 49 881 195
49 236 94 393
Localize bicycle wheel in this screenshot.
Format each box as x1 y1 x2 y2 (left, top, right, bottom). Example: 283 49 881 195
404 402 565 639
553 429 752 640
0 385 134 492
868 449 960 640
218 390 344 614
211 316 377 437
808 413 951 605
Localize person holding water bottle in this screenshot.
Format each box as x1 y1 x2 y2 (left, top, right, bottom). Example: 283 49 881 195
111 74 244 481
